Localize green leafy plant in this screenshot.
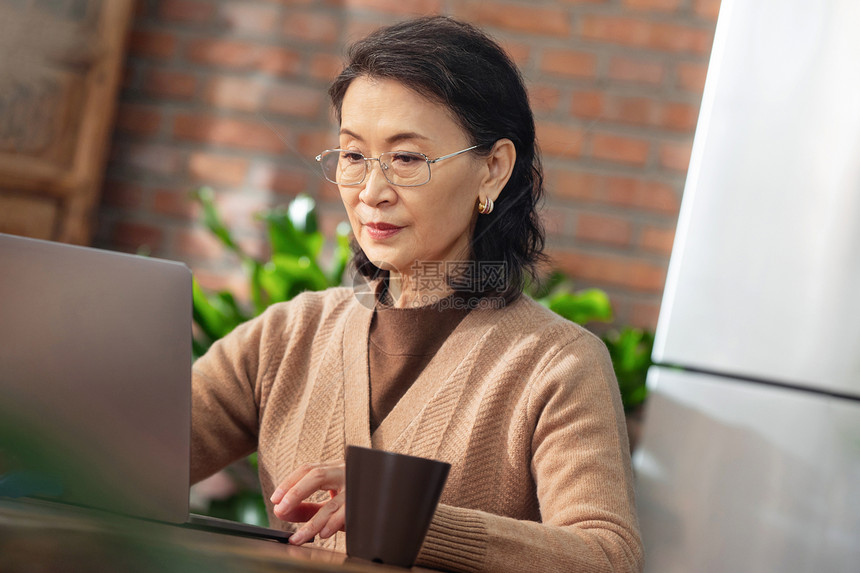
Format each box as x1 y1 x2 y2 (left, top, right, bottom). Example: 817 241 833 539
603 328 653 413
527 270 614 325
191 188 351 360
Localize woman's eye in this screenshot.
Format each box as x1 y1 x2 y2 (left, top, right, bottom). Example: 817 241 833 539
391 153 420 164
341 151 364 162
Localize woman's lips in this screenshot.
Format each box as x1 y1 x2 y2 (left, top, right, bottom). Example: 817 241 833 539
365 222 403 240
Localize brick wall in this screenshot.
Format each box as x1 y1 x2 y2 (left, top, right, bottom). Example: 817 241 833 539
98 0 722 329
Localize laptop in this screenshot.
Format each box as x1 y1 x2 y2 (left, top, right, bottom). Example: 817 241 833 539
0 233 289 542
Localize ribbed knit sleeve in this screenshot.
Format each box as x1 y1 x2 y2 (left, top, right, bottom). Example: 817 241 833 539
190 305 280 484
415 331 644 573
418 504 488 571
190 288 353 487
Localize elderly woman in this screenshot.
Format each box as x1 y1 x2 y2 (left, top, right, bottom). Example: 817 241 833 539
191 16 643 573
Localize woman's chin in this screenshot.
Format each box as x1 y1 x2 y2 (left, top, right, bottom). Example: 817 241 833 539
358 246 405 273
374 259 401 273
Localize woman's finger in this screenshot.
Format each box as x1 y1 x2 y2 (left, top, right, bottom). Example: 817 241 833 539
289 489 346 545
277 465 343 515
271 462 345 521
271 463 340 506
319 492 347 539
270 463 318 505
273 501 322 523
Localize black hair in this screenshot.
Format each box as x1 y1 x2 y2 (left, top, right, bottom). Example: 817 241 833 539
329 16 546 302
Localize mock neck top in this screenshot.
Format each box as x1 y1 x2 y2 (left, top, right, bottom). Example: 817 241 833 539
368 286 472 433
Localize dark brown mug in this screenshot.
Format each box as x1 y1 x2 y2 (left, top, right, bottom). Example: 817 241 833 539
345 446 450 568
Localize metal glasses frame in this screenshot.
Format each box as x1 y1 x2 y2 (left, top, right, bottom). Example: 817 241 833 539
315 145 479 187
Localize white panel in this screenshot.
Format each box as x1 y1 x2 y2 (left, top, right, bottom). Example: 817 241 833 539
635 367 860 573
654 0 860 398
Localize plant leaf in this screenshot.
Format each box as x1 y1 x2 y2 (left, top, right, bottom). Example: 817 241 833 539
191 279 227 341
260 208 314 259
244 259 268 315
529 270 568 299
192 187 243 255
603 327 654 412
288 193 318 234
546 288 613 325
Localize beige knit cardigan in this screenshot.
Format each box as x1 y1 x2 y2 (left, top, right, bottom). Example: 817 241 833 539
191 286 643 573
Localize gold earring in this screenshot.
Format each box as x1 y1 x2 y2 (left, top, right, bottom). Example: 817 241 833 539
477 196 494 215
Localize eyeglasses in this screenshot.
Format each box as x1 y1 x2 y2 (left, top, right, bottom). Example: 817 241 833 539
315 145 478 187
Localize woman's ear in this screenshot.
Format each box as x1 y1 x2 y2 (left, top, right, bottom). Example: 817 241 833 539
480 138 516 202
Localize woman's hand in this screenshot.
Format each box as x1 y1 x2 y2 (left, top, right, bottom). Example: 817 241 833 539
270 461 346 545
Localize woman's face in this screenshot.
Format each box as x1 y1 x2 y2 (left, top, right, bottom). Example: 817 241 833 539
337 76 484 277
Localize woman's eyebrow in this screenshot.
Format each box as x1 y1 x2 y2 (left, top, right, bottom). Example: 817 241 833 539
339 128 363 141
338 128 430 146
386 132 430 146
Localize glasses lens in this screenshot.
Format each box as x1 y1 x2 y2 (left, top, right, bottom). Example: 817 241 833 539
380 152 430 186
321 151 365 185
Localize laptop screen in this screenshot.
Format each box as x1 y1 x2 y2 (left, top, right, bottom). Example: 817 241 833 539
0 233 192 523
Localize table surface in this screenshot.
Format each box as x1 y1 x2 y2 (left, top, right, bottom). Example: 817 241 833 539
0 498 435 573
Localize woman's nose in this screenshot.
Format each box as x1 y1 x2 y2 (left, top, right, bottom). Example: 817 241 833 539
359 160 396 206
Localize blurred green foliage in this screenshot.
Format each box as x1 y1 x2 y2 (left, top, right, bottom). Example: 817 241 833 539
191 188 351 360
603 328 653 412
527 270 614 324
